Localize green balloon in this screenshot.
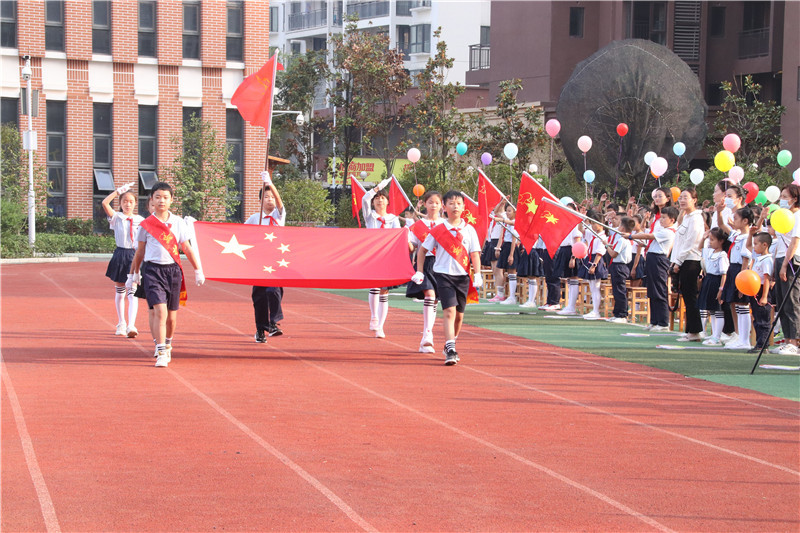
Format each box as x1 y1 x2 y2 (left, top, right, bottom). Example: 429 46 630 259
777 149 792 167
754 191 768 205
768 203 780 214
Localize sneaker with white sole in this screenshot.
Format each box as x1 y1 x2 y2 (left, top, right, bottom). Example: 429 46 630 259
725 340 751 350
126 325 138 338
369 318 378 331
650 325 670 332
487 294 504 303
677 333 703 342
499 296 517 305
419 331 434 353
776 344 799 355
520 301 537 308
443 348 458 365
154 349 170 367
719 333 733 343
607 317 627 324
375 328 386 339
556 308 577 316
702 337 723 346
583 311 601 320
115 322 127 336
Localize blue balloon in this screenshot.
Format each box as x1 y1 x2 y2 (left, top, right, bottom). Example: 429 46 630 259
503 142 519 160
456 142 468 156
583 170 595 183
673 142 686 157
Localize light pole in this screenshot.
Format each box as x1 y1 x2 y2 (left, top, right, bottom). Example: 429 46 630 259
21 55 36 251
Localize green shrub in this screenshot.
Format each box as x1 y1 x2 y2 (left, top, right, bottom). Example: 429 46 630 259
36 217 96 236
0 233 116 258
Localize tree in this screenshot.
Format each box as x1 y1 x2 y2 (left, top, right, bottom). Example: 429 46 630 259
275 178 335 226
161 116 237 221
1 123 49 229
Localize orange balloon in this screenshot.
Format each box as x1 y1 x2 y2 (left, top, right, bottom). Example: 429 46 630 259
735 269 761 297
413 184 425 197
670 187 680 203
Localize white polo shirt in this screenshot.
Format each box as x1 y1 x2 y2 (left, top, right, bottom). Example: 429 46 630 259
138 213 191 265
108 211 144 249
422 219 481 276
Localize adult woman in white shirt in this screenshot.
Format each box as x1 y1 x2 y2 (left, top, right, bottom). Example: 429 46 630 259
772 184 800 355
670 188 706 341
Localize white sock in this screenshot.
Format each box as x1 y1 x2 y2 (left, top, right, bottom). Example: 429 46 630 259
377 294 389 329
527 279 538 304
712 311 724 339
368 288 379 320
736 305 751 344
127 288 138 328
566 280 579 310
114 286 126 325
700 309 709 332
423 297 436 334
507 274 517 299
589 279 601 313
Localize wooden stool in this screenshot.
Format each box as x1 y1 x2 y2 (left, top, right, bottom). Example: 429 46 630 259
576 280 590 314
669 294 685 332
599 282 613 318
480 269 494 299
535 277 548 307
627 287 649 324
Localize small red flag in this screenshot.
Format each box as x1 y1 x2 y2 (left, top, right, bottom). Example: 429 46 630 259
231 55 285 138
530 198 584 258
461 192 480 230
387 175 412 216
350 174 366 227
515 173 559 253
476 170 505 244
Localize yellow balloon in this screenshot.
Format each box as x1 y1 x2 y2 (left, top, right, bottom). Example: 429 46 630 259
770 208 795 234
714 150 735 172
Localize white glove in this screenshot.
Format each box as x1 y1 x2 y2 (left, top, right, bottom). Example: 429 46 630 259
411 271 424 285
116 181 136 195
195 270 205 286
473 272 483 288
125 272 141 290
261 171 272 187
378 177 392 190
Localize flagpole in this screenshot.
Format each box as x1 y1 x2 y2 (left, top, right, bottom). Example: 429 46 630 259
542 197 648 246
258 55 280 226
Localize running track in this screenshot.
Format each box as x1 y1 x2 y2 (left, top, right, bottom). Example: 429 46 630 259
2 262 798 532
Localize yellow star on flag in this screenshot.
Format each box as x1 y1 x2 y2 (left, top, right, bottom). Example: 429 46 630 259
214 234 254 260
543 211 559 224
464 210 477 225
277 259 290 268
278 243 290 253
264 232 276 242
525 197 539 215
263 265 275 273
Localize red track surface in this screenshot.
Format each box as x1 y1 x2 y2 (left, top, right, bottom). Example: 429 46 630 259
2 262 799 532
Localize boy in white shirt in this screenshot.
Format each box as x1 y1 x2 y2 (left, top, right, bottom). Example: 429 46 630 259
603 217 635 323
746 230 774 353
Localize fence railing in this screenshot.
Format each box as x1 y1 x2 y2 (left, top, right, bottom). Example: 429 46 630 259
738 28 769 59
469 44 490 70
346 1 390 19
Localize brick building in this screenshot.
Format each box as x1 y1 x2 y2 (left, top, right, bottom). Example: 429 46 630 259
1 0 273 227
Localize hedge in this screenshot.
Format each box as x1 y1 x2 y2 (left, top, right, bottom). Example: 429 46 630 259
1 234 116 258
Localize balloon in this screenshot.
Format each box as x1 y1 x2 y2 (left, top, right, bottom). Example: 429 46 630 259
673 142 686 157
528 164 538 174
650 157 668 177
777 150 792 167
577 135 592 153
722 133 741 153
545 119 561 138
360 171 368 179
794 168 800 182
643 151 657 166
572 241 588 259
670 187 680 203
407 148 421 163
616 123 628 136
768 203 780 215
456 142 468 156
728 165 744 183
689 168 704 185
735 270 761 297
560 196 574 206
742 182 759 204
714 150 735 172
481 152 492 166
412 184 425 197
754 191 768 205
503 142 519 160
583 170 595 183
771 208 795 233
764 185 781 203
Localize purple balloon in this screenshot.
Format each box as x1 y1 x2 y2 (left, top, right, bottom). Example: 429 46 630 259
481 152 493 166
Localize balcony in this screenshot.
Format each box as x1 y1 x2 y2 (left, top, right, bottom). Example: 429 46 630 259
288 8 339 31
738 28 770 59
469 44 490 71
346 1 389 19
396 0 431 16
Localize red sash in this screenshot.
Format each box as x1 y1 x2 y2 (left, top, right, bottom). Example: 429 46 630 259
140 215 187 306
411 219 437 256
429 223 479 304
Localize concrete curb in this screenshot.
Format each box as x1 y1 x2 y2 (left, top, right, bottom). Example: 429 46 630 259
0 253 112 265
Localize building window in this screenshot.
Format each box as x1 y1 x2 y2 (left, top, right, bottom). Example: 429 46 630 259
138 1 157 57
270 6 279 32
569 7 584 38
46 101 66 217
183 1 200 59
709 6 725 38
226 1 243 61
397 25 410 59
409 23 430 54
480 25 490 46
707 83 723 107
45 0 65 51
1 0 16 48
92 0 111 54
631 1 666 46
226 109 243 222
138 105 157 215
742 1 769 31
93 102 112 231
1 97 18 127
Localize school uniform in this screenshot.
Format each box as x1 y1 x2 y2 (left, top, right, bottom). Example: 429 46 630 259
547 227 582 305
138 213 192 311
421 220 481 313
698 248 729 312
480 219 502 267
750 253 774 348
406 218 444 299
245 207 287 333
517 239 544 278
609 237 633 318
495 219 517 270
644 223 676 327
722 231 751 304
577 233 608 280
105 211 143 283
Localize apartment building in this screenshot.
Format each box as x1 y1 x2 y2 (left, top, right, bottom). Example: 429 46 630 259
1 0 273 226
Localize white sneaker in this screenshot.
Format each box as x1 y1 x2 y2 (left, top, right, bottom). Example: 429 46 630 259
702 337 723 346
719 333 733 343
520 301 537 308
369 318 378 331
724 336 742 347
644 324 653 331
607 317 627 324
583 311 601 320
126 325 139 338
115 322 127 336
153 344 172 358
419 331 434 353
499 296 517 305
375 328 386 339
155 350 170 367
725 340 751 350
650 325 670 332
556 308 576 316
488 294 505 303
676 333 703 342
776 344 799 355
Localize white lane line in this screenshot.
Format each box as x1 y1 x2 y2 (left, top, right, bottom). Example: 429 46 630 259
36 270 377 533
1 361 61 533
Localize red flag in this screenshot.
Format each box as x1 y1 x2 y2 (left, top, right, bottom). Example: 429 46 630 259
531 198 584 258
193 222 415 288
515 172 559 253
231 55 285 138
387 175 411 216
461 192 480 230
350 174 366 227
476 170 505 244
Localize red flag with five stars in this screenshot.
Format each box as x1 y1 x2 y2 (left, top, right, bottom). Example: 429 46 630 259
530 197 584 258
476 170 506 245
192 222 415 288
231 55 285 138
514 172 559 253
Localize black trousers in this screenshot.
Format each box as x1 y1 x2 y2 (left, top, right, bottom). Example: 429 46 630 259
679 260 703 334
252 286 284 331
645 253 670 326
750 293 772 348
609 263 630 318
539 249 558 305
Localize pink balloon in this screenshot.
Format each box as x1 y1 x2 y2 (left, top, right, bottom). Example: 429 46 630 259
407 148 421 163
572 241 588 259
722 133 741 153
577 135 592 153
545 119 561 138
728 165 744 183
650 157 668 177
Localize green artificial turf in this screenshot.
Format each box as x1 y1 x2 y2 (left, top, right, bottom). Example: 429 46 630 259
320 288 800 401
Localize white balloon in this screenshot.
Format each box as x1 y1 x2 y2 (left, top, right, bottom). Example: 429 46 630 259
528 164 538 174
560 196 574 206
360 171 368 178
764 185 781 203
407 147 421 163
644 151 657 166
650 157 668 177
577 135 592 153
689 168 704 185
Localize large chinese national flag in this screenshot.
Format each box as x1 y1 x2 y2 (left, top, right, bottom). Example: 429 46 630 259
387 175 412 216
193 222 415 288
476 170 505 244
515 172 559 253
231 55 284 138
530 198 584 258
350 174 366 227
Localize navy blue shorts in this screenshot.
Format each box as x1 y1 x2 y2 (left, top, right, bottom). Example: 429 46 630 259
434 272 469 313
142 262 183 311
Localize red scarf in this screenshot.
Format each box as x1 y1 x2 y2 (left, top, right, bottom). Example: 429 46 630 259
139 215 187 306
429 223 479 304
